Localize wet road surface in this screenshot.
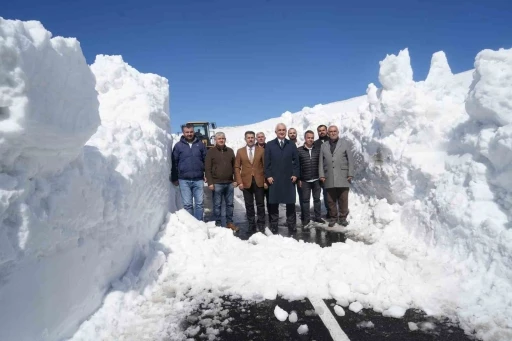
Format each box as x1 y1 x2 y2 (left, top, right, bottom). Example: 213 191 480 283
194 187 476 341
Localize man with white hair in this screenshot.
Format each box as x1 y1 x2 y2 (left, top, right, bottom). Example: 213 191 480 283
264 123 300 233
319 125 355 227
205 132 239 232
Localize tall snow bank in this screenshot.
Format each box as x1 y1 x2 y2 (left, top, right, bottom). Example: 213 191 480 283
0 19 171 341
214 47 512 340
0 18 100 175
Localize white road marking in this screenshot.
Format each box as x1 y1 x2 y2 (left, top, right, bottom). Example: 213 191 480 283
309 296 351 341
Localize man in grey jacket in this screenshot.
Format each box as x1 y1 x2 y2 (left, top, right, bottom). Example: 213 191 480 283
319 125 355 227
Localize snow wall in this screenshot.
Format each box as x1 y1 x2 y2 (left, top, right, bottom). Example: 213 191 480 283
217 48 512 340
0 19 172 341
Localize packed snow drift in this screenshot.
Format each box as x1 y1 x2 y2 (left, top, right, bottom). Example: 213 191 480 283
0 18 171 341
1 16 512 341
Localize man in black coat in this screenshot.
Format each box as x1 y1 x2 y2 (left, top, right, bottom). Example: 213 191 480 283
256 131 270 218
298 130 325 230
313 124 330 217
264 123 300 233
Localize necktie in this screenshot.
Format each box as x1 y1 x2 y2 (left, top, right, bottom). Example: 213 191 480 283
249 147 254 163
280 140 284 148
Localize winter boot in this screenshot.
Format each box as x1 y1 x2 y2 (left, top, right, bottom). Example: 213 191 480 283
338 218 349 227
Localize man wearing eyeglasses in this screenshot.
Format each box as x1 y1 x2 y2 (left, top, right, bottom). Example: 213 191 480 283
319 125 355 227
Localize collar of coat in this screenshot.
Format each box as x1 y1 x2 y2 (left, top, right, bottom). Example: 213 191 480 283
276 138 288 145
329 138 339 145
215 145 228 151
181 136 198 144
302 144 315 150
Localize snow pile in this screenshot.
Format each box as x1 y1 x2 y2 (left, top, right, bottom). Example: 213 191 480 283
0 19 171 341
67 211 471 340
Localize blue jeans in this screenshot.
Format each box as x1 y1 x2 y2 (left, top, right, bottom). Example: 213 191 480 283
213 183 234 226
179 179 204 221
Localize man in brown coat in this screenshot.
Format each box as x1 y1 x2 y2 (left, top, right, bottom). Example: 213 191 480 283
205 132 239 232
235 131 266 234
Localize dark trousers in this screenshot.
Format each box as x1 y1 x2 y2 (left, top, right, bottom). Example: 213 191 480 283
320 182 329 213
264 187 270 216
301 180 322 223
213 183 234 225
326 187 350 220
242 177 265 231
297 184 305 222
269 203 296 230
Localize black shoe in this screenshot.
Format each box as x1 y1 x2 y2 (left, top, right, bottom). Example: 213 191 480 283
288 227 297 234
270 226 278 234
328 219 336 227
338 219 349 227
313 218 325 224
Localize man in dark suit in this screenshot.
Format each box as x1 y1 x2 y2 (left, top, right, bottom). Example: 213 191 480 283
264 123 300 234
314 124 330 217
235 131 266 234
256 131 270 218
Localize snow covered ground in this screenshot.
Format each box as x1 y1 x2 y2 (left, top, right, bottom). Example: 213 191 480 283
1 17 512 341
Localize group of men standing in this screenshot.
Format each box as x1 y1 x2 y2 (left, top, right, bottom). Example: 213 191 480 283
170 122 355 235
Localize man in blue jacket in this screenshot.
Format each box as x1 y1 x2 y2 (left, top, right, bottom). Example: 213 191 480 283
171 124 207 220
265 123 300 234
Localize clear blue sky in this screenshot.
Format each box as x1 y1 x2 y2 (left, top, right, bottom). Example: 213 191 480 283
4 0 512 131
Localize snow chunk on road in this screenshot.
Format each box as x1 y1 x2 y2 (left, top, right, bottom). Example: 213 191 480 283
408 322 419 331
357 321 375 329
297 324 309 335
349 301 364 313
383 306 407 318
274 305 288 322
334 305 346 317
289 311 298 323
